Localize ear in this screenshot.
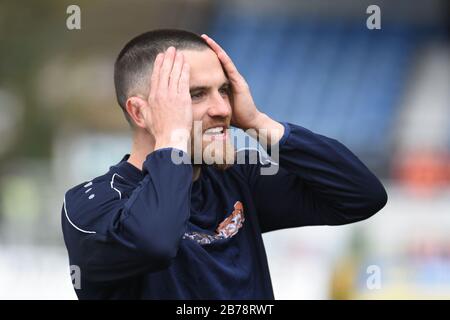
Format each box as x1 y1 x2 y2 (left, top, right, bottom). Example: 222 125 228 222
125 97 148 129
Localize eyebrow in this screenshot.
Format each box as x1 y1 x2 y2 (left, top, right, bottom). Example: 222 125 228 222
189 81 230 92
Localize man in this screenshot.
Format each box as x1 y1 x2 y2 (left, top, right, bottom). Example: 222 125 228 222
62 29 387 299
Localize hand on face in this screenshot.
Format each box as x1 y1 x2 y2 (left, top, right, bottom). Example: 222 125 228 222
144 47 193 151
201 34 263 131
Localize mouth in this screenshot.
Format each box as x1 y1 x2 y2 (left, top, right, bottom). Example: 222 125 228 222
203 126 228 141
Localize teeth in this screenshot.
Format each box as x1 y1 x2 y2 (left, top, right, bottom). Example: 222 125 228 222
205 127 224 134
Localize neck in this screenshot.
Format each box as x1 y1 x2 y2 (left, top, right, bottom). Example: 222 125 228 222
127 130 154 171
127 130 201 181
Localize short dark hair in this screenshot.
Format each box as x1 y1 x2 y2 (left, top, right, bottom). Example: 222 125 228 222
114 29 209 126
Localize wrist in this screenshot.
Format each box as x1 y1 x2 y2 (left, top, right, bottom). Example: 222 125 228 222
154 129 190 153
247 113 285 146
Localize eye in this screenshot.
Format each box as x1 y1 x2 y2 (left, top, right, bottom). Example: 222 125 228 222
219 86 230 97
190 91 205 100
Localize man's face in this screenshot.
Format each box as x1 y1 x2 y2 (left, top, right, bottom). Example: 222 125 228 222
181 48 235 169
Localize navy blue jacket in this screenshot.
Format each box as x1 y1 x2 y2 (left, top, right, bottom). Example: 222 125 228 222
61 122 387 299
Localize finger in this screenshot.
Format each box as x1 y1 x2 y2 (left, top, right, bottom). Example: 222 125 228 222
169 51 184 93
149 53 164 99
158 46 176 92
178 62 190 95
201 34 242 81
201 34 227 61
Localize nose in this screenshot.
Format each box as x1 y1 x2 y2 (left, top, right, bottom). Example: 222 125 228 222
207 93 231 119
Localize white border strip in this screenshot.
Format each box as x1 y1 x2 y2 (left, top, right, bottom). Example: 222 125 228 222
110 173 124 200
63 196 96 234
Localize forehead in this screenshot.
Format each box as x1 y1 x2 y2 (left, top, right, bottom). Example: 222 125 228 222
180 48 227 87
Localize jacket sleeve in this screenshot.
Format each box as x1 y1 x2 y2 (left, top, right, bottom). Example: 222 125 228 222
62 148 192 283
244 123 387 233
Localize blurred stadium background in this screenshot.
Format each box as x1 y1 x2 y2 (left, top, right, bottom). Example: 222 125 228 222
0 0 449 299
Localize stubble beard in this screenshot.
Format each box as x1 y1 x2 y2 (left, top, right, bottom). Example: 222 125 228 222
189 129 236 171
